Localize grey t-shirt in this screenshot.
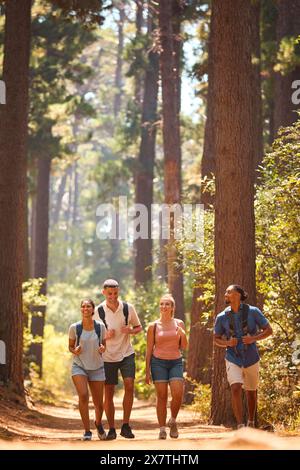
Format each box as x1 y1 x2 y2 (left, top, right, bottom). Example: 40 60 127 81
69 322 105 370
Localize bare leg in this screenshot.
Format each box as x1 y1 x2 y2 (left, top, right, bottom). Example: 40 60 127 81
72 375 90 431
105 384 115 428
230 383 244 426
89 380 105 426
123 377 134 424
169 380 184 420
154 382 168 427
246 390 257 422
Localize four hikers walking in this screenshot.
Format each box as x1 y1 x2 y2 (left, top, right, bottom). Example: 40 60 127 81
69 281 273 439
214 285 273 428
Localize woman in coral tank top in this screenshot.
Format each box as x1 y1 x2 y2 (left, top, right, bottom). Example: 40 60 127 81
146 294 188 439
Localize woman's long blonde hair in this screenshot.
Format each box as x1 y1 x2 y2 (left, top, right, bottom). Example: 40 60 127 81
160 294 176 317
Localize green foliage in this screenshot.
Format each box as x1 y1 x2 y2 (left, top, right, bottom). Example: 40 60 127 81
185 379 211 423
179 207 215 326
29 1 96 168
274 36 300 75
27 324 74 403
46 282 99 332
49 0 108 26
256 119 300 427
23 279 47 377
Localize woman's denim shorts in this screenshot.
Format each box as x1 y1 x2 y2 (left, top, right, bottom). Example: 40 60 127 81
150 355 183 383
72 363 105 382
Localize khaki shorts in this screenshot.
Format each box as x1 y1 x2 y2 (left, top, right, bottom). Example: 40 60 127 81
225 359 259 391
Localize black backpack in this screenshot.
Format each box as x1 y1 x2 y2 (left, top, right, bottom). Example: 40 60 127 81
75 320 102 347
97 302 129 329
228 303 249 338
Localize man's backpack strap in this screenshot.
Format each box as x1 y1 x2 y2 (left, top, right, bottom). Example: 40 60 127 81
123 302 129 326
228 311 235 338
241 303 249 335
75 321 83 347
228 303 249 338
98 306 108 329
94 320 102 345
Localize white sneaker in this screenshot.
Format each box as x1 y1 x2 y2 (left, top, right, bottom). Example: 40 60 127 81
82 431 92 440
237 423 245 429
158 428 167 439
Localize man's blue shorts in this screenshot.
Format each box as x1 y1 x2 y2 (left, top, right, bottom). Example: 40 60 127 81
150 356 183 383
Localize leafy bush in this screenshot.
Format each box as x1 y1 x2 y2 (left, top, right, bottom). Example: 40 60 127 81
184 378 211 423
256 119 300 428
28 324 74 403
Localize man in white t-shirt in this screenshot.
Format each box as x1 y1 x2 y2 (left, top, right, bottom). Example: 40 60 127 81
94 279 142 440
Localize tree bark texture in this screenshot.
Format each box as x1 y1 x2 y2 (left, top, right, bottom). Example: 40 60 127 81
0 0 31 394
159 0 184 321
135 12 159 286
211 0 257 425
29 154 51 377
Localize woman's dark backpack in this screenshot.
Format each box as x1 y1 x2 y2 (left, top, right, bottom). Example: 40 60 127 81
75 320 102 347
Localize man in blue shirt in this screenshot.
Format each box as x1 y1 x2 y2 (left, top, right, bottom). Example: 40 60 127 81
214 285 272 429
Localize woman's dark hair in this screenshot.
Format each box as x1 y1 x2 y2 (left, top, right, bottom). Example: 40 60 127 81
232 285 248 301
80 299 95 309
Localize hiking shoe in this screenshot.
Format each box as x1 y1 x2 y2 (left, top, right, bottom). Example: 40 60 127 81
237 423 246 429
106 428 117 440
95 421 106 440
168 418 178 438
82 431 92 441
120 423 135 439
247 421 255 428
158 429 167 440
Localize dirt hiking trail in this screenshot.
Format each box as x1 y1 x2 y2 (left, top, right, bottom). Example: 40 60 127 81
0 396 299 450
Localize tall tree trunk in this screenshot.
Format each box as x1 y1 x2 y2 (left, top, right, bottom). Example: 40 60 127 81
251 1 263 175
0 0 31 395
109 3 125 271
29 155 51 377
134 0 144 107
52 170 68 225
134 10 159 286
211 0 257 426
274 0 300 133
157 216 168 283
159 0 184 321
186 6 216 395
30 191 37 277
113 3 125 117
73 161 79 226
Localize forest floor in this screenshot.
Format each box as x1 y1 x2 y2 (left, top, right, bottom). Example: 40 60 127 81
0 394 300 450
